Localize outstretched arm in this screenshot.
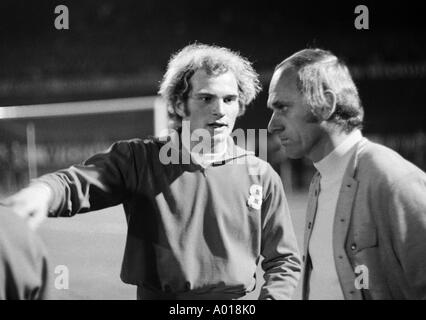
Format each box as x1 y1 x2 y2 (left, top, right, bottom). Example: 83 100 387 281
3 140 141 228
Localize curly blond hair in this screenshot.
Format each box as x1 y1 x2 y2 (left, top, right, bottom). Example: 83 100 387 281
158 43 261 127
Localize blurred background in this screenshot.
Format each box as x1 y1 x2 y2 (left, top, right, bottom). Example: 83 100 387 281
0 0 425 299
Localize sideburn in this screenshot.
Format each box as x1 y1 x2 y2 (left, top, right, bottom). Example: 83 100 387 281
304 108 321 124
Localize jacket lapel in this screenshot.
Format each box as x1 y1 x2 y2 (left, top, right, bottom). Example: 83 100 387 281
301 172 320 299
333 175 361 299
303 172 321 258
332 138 368 300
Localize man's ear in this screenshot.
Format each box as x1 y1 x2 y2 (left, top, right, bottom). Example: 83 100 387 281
237 103 244 117
175 100 187 118
317 90 337 121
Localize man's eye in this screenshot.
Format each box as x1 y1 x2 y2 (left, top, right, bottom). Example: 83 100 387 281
279 106 289 113
224 97 237 104
200 96 212 102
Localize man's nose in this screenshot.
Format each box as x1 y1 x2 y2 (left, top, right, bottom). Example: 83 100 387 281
268 111 282 134
212 99 226 117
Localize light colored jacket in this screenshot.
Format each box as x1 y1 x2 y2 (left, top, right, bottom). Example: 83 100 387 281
302 137 426 299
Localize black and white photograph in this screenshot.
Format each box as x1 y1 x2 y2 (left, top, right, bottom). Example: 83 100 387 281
0 0 425 309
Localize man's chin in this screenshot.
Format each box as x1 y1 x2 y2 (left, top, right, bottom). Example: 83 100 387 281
282 146 303 159
210 132 229 148
209 127 228 138
211 135 227 146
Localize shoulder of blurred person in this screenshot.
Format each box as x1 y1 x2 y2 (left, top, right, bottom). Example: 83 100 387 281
0 205 50 300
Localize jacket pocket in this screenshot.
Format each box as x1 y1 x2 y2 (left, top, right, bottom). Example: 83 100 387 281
349 223 378 253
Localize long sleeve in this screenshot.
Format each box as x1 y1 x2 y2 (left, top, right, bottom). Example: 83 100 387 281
259 171 302 300
36 140 143 217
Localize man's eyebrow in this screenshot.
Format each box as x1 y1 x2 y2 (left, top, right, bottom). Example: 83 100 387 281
193 92 214 96
223 94 238 98
194 93 238 98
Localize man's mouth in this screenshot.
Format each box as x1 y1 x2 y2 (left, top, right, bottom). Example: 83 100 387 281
208 122 228 129
279 136 290 144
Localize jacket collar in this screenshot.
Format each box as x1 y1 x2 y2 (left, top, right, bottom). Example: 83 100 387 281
343 137 369 180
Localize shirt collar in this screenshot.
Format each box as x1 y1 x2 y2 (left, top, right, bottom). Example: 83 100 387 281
167 130 253 167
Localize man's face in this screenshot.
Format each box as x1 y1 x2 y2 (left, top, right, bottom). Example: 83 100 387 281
267 67 324 160
181 69 240 147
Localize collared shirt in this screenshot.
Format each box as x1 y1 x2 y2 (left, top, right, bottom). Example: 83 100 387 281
308 130 362 300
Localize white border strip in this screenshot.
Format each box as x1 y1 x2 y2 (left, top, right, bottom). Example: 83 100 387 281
153 97 169 136
0 96 160 119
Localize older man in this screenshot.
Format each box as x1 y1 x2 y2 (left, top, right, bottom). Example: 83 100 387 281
4 44 301 299
267 48 426 299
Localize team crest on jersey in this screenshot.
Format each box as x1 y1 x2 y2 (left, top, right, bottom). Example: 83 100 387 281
247 184 263 210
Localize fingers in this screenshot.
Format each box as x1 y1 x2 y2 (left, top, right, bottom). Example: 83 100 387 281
7 198 47 230
28 210 47 230
1 187 49 229
4 193 29 218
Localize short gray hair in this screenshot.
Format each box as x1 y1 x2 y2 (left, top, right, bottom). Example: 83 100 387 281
276 48 364 132
159 43 261 127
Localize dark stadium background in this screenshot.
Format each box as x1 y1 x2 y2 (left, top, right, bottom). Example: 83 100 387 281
0 0 425 299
